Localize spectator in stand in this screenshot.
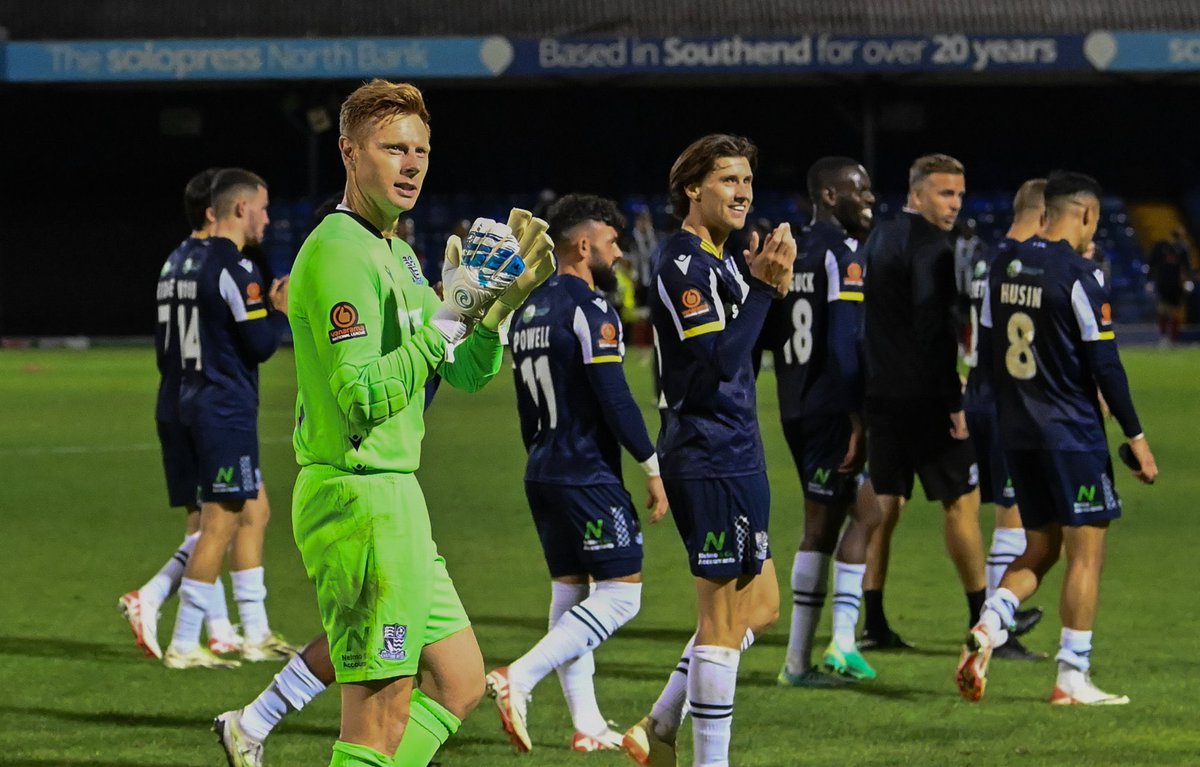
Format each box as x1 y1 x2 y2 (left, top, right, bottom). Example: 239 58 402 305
630 205 659 305
1149 228 1194 346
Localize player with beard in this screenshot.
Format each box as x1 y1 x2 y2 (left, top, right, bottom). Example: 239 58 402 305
763 157 883 685
486 194 669 754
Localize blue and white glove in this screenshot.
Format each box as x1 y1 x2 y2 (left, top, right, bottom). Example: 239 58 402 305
432 218 526 344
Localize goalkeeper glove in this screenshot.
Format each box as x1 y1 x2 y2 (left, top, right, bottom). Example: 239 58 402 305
482 208 557 333
432 218 525 344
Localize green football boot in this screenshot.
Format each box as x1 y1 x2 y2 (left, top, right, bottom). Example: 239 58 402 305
823 641 877 681
777 664 854 688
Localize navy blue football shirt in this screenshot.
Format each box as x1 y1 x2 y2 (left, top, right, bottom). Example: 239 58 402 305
511 274 655 486
983 236 1142 451
171 236 288 426
766 221 866 420
650 229 775 479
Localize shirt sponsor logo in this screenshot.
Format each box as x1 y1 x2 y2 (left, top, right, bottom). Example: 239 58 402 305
1074 484 1104 514
583 518 614 551
806 466 835 496
329 302 368 344
1101 302 1112 324
598 322 619 348
679 288 711 319
698 530 736 566
844 262 864 286
245 282 262 302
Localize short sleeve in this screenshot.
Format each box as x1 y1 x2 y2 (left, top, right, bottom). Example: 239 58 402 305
220 258 269 322
572 297 624 364
655 255 724 340
1071 269 1115 342
831 239 866 304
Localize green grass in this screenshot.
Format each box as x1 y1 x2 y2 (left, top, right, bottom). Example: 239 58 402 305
1 346 1198 766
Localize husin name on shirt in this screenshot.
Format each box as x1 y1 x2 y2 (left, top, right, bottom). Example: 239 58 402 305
999 283 1043 309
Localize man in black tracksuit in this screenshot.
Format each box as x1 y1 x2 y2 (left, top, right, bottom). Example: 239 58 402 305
859 154 986 649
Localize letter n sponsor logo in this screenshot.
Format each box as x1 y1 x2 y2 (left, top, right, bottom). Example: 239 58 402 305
1076 485 1096 503
585 519 604 540
704 531 726 552
216 466 234 484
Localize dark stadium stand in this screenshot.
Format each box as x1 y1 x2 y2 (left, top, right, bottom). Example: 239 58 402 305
263 190 1155 322
8 0 1200 38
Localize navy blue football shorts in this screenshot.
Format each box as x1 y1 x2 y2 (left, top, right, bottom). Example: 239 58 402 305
1006 449 1121 529
966 405 1016 508
157 419 200 509
192 424 261 503
525 481 644 580
664 473 771 579
781 415 858 507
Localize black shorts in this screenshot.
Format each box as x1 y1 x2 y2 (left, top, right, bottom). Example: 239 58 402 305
1005 449 1121 529
525 481 643 580
781 415 857 507
966 406 1016 508
866 401 978 503
664 473 771 579
157 419 200 509
192 423 261 503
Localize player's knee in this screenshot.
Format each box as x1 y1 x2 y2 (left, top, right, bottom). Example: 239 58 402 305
460 673 487 714
800 523 840 554
595 580 642 629
438 663 486 718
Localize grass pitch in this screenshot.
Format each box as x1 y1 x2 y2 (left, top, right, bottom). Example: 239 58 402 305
0 345 1197 766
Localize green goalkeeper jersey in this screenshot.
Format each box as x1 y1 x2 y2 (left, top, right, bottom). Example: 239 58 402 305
289 210 502 474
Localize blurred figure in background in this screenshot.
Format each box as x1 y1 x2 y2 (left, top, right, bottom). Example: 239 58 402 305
1149 228 1194 347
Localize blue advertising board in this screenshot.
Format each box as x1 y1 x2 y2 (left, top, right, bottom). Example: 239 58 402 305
507 35 1087 76
3 37 515 81
5 32 1200 82
1083 31 1200 72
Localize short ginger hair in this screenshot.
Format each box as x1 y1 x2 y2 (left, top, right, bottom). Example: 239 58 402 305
339 79 431 141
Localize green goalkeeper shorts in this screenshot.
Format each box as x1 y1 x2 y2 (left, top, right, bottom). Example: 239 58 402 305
292 465 470 683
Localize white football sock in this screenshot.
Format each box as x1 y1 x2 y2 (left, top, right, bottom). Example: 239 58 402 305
741 627 755 651
547 582 608 735
651 634 694 741
650 627 754 742
231 567 270 642
239 652 328 741
987 527 1026 597
831 560 866 652
141 532 199 606
1056 627 1093 673
207 575 235 639
979 588 1019 645
688 645 740 767
785 551 829 674
509 581 641 696
171 577 212 652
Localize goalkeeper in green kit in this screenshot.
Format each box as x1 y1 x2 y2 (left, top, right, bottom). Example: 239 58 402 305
282 80 555 767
